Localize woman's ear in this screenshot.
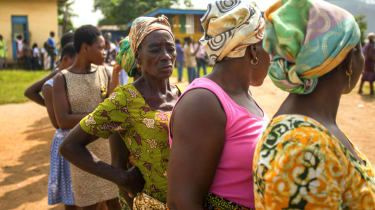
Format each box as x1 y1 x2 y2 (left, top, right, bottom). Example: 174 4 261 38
249 44 258 65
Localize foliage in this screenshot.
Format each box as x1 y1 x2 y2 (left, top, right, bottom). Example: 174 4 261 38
58 0 76 33
0 70 49 104
94 0 192 25
355 15 368 45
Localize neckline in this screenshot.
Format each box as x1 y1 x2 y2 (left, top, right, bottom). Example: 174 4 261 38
273 114 366 165
65 64 99 75
197 78 266 120
129 84 174 113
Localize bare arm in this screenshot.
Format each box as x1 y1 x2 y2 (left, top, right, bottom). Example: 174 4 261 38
109 132 134 207
60 125 144 196
42 84 58 129
52 73 88 129
167 89 226 210
24 71 58 106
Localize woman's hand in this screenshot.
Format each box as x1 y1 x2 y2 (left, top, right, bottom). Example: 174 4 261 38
118 166 145 197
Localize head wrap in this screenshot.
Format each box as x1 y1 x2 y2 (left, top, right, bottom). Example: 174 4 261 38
115 36 137 77
199 0 265 63
128 15 174 55
264 0 361 94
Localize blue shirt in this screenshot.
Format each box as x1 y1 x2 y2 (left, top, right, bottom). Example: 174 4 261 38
176 43 184 63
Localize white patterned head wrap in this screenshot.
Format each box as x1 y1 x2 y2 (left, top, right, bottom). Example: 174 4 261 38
200 0 265 63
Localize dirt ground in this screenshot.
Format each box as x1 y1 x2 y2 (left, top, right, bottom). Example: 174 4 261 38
0 77 374 210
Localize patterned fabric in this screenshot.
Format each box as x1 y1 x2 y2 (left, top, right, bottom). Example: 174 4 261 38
116 36 137 77
264 0 361 94
129 15 174 54
133 193 167 210
253 115 375 209
199 0 265 62
48 129 74 205
204 193 252 210
44 78 74 205
80 84 172 203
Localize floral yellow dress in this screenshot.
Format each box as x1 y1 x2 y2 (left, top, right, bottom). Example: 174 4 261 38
80 84 177 209
253 115 375 210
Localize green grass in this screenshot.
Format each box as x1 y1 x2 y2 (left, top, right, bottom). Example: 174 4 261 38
0 66 214 105
171 66 213 82
0 70 49 105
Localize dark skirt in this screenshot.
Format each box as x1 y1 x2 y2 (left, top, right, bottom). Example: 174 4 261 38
362 71 375 82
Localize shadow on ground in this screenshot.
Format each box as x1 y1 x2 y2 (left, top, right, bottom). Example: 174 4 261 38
0 116 55 209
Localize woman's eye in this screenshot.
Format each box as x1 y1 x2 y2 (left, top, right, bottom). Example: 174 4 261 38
168 47 176 53
150 48 160 53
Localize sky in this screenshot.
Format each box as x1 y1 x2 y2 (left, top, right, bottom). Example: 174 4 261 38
71 0 277 27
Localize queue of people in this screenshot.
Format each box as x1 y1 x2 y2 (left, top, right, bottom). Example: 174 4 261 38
23 0 374 209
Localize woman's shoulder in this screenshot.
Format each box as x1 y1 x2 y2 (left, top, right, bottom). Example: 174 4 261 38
258 114 335 153
108 83 144 103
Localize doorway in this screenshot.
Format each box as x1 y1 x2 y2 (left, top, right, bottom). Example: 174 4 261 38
11 16 29 60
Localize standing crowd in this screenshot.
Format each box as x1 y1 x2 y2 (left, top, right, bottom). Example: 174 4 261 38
23 0 374 210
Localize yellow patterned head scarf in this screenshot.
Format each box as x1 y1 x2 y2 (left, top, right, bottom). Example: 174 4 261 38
200 0 265 62
129 15 174 55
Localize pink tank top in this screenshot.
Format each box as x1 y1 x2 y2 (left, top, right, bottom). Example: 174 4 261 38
169 78 268 208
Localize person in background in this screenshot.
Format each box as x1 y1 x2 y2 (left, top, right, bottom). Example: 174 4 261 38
196 42 207 77
41 43 78 209
104 32 117 65
46 31 57 70
31 43 41 70
184 37 199 83
175 39 184 82
22 40 32 70
0 34 7 69
168 1 269 208
16 34 24 67
253 0 375 209
24 32 75 106
358 33 375 95
60 31 74 52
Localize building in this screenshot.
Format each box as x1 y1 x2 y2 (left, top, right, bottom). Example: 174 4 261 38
143 8 206 42
0 0 60 62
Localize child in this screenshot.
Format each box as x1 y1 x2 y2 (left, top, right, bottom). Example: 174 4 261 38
52 25 119 209
31 43 41 70
41 43 77 208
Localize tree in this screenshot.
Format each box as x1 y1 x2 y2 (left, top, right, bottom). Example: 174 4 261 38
58 0 76 33
355 15 367 45
94 0 192 25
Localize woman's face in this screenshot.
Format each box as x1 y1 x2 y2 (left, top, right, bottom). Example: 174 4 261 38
137 30 176 79
249 42 271 86
87 35 106 65
345 43 364 93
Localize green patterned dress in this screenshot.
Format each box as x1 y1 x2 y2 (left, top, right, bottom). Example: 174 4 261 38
80 84 172 207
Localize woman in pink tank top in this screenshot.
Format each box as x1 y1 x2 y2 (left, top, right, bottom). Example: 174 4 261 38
167 1 270 209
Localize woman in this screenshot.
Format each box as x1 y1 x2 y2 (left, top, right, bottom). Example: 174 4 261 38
253 0 375 209
60 16 180 209
167 1 270 209
24 32 74 106
53 25 119 209
358 33 375 95
42 43 77 209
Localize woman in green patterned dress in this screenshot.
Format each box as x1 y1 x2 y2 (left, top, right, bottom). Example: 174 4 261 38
60 16 180 209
